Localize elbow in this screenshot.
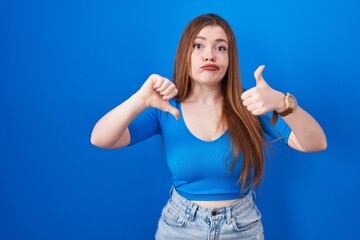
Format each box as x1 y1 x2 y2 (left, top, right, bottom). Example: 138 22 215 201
307 137 328 152
90 132 129 149
90 132 110 149
319 138 328 151
312 142 327 152
90 136 113 149
90 133 104 148
293 136 327 153
90 125 103 148
310 127 328 152
316 133 328 151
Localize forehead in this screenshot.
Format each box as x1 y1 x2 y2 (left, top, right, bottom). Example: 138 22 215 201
196 25 228 43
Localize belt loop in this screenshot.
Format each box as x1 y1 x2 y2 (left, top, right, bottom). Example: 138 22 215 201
252 189 256 201
169 186 174 197
225 206 232 225
186 203 198 222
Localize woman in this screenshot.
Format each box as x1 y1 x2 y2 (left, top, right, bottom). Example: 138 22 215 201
91 14 327 239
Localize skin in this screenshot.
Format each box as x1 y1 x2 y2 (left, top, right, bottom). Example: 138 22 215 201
91 25 327 208
241 65 327 152
182 26 229 142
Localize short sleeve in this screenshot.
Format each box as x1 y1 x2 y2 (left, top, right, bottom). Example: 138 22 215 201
127 107 161 146
259 112 292 144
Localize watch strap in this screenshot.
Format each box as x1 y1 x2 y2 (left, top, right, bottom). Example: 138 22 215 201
279 107 294 116
271 111 279 125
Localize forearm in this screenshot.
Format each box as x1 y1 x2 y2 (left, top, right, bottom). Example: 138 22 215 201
91 74 179 148
90 92 147 149
241 65 327 152
282 106 327 152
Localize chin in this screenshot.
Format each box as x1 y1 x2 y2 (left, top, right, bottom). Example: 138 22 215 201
194 74 223 84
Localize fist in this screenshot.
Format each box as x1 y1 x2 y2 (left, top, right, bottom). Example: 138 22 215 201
241 65 285 115
138 74 180 120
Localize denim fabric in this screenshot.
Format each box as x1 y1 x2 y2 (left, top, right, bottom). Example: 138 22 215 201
155 188 264 240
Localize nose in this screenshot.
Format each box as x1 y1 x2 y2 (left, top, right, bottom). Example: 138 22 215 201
204 56 215 62
203 48 215 62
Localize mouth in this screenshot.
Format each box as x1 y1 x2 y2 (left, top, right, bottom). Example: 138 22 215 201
201 64 219 71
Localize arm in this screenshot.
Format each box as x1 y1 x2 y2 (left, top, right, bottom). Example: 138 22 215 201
90 93 147 149
90 74 179 149
282 106 327 152
241 65 327 152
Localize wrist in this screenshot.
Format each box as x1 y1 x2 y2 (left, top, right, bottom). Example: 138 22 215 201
271 92 298 125
279 92 298 116
131 91 150 111
274 92 286 113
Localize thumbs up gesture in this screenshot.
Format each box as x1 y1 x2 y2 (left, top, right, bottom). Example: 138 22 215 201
137 74 180 120
241 65 286 115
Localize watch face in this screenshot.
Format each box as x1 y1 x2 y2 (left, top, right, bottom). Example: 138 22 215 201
288 95 297 109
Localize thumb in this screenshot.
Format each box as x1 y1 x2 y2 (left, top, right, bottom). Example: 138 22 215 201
162 101 180 120
254 65 266 85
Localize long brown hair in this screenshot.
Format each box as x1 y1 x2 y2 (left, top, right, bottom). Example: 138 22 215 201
173 13 266 191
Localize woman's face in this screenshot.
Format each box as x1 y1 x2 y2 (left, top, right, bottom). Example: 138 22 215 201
190 25 229 87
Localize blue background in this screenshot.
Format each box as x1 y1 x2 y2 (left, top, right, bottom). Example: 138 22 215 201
1 0 359 239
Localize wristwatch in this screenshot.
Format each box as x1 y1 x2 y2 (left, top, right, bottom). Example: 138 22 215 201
271 93 297 125
280 93 298 116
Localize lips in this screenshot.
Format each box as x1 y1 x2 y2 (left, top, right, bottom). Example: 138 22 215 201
201 64 219 71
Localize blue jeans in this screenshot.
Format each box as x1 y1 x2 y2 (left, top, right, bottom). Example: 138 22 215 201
155 188 264 240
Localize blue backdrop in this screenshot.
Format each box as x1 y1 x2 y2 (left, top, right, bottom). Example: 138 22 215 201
1 0 359 239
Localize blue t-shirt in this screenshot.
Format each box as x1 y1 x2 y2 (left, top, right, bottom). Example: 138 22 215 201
128 99 291 200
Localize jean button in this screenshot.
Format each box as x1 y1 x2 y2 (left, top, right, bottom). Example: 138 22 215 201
211 210 218 216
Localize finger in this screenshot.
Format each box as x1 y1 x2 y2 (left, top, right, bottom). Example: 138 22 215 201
163 103 180 120
254 65 265 85
242 95 258 107
246 104 262 116
241 87 256 100
245 102 257 112
162 88 178 100
170 108 180 120
159 83 176 96
152 77 165 89
156 80 172 93
251 109 263 116
246 102 269 116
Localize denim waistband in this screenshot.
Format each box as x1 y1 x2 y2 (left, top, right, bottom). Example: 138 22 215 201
168 187 256 224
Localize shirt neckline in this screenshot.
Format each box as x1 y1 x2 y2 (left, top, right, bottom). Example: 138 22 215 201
178 101 228 143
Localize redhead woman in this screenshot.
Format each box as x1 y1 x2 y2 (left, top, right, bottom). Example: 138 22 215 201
91 14 327 240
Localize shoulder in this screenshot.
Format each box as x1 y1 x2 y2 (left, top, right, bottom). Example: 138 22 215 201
258 112 292 144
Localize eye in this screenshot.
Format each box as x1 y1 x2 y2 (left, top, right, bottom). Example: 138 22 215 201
193 43 203 49
216 46 227 52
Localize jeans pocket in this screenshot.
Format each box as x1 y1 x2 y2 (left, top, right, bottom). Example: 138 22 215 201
231 205 263 232
160 201 187 228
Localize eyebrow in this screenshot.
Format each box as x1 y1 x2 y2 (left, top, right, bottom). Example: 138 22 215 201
195 36 228 45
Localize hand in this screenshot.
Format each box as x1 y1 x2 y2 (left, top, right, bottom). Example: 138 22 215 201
137 74 180 120
241 65 285 115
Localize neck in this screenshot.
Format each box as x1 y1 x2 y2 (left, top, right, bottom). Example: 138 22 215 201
185 83 223 104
